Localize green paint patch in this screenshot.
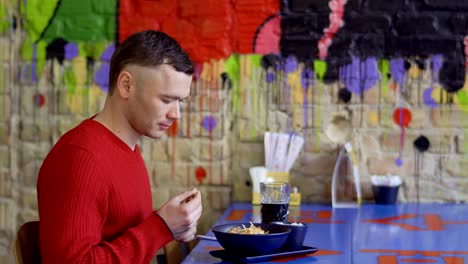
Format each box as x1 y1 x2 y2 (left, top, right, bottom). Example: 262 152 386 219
64 66 77 93
43 0 116 43
249 55 262 68
79 42 108 60
457 90 468 105
0 0 14 34
22 0 116 43
21 0 60 42
457 90 468 112
314 60 327 80
225 54 240 112
379 59 390 96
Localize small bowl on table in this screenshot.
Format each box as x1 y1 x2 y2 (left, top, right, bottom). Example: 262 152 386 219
270 221 308 251
212 222 291 256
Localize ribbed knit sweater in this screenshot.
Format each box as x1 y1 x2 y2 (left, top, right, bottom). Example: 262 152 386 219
37 118 173 263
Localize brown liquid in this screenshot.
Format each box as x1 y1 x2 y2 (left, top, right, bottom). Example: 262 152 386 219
261 203 289 223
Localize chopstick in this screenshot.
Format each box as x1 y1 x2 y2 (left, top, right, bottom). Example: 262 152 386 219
196 235 217 241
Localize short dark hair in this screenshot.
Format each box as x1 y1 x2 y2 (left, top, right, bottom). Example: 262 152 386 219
108 30 194 95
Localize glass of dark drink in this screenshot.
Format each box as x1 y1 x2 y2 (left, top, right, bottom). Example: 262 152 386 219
260 182 290 223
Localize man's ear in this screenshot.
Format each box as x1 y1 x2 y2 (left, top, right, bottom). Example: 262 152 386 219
116 71 133 99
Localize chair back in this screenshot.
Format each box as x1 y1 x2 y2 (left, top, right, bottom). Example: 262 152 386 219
14 221 41 264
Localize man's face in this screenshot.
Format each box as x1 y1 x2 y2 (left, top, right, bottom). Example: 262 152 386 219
125 64 192 139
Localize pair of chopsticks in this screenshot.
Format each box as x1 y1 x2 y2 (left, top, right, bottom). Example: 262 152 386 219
264 132 304 172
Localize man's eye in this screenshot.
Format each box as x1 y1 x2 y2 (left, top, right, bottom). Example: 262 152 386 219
162 99 172 104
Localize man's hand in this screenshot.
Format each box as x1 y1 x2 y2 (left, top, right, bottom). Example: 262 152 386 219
156 188 202 242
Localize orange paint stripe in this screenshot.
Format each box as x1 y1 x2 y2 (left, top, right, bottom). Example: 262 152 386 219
313 249 342 256
378 255 398 264
364 214 418 223
443 256 464 264
300 218 344 224
317 211 332 219
361 249 468 256
271 249 342 263
226 209 251 221
203 246 223 251
400 258 437 263
424 214 444 231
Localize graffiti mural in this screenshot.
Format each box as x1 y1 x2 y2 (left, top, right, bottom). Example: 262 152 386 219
10 0 468 202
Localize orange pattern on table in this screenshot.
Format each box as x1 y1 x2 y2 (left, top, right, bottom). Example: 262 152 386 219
225 209 251 221
364 214 468 231
225 209 345 223
362 249 468 264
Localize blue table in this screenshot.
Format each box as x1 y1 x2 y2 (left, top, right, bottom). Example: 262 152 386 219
183 203 468 263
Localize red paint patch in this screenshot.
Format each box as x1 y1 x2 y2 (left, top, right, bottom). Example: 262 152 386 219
195 166 207 184
118 0 279 62
393 107 412 127
33 94 45 107
167 120 179 137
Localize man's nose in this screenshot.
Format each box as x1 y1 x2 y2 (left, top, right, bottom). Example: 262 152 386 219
168 101 181 120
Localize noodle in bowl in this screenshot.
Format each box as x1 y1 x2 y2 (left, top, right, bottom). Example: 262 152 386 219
212 222 291 256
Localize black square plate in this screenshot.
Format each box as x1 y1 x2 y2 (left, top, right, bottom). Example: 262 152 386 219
209 246 318 263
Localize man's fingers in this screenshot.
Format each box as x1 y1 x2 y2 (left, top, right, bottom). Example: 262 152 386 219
176 227 197 242
178 189 199 205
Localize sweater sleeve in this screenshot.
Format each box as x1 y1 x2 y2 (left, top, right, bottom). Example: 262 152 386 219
37 147 173 264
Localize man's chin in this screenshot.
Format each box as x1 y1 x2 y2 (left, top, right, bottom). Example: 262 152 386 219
146 131 164 139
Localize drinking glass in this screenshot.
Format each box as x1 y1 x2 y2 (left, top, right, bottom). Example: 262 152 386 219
260 182 290 223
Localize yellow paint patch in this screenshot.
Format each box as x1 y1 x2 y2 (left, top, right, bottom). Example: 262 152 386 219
67 89 84 114
72 56 87 86
431 85 446 103
65 84 104 114
89 84 104 111
287 64 303 105
408 64 420 79
367 110 379 126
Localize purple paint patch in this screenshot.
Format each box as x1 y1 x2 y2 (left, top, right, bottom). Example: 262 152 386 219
31 44 38 82
284 56 298 73
64 43 79 60
23 64 30 82
266 72 275 83
390 58 405 84
339 65 345 83
94 62 110 92
301 69 314 89
431 54 444 75
101 44 116 61
423 87 438 109
202 116 217 132
195 64 201 80
395 157 403 167
344 57 379 94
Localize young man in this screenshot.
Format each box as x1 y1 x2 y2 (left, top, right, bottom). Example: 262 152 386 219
37 30 203 263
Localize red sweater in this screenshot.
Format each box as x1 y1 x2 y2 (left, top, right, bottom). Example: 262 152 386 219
37 118 173 263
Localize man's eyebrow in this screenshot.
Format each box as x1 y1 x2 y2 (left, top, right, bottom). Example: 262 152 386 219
162 94 191 101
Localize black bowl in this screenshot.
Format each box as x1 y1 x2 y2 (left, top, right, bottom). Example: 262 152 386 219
212 223 291 256
270 221 308 251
